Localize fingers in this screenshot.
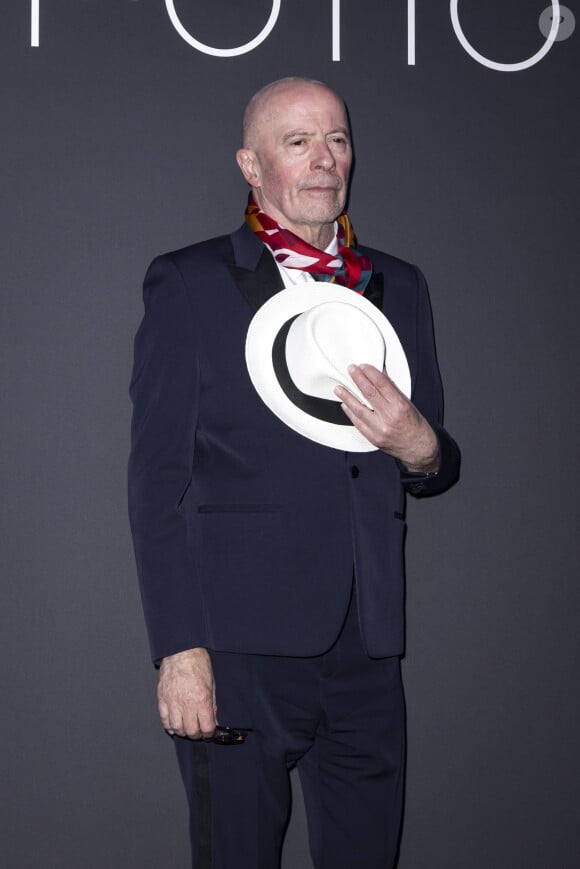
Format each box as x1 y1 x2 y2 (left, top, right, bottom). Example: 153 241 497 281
334 363 418 455
349 363 402 403
338 393 379 445
158 697 172 732
197 703 219 740
157 647 217 740
335 364 397 410
180 689 217 740
335 364 392 418
159 693 217 740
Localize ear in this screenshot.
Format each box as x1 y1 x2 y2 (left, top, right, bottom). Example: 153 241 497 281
236 148 262 188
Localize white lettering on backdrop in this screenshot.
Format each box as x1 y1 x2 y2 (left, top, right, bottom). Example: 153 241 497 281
31 0 39 47
408 0 416 65
29 1 567 72
333 0 341 62
450 0 560 72
164 0 281 57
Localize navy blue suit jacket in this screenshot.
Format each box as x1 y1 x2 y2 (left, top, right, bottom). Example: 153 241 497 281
128 224 459 664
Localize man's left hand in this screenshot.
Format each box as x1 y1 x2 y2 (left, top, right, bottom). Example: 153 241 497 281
335 364 440 473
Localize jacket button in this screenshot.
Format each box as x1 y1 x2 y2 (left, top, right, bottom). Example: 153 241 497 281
351 466 359 478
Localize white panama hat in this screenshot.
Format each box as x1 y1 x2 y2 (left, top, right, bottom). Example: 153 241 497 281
245 282 411 452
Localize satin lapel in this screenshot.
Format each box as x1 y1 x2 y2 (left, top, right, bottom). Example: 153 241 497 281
228 225 284 314
363 272 384 311
228 249 284 314
365 268 416 386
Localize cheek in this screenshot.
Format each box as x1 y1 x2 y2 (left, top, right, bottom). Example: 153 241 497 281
339 158 352 180
264 166 293 195
275 170 302 201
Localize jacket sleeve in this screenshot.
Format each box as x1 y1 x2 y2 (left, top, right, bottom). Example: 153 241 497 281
128 255 208 664
399 266 460 497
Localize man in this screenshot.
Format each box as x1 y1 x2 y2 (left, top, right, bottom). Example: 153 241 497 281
129 77 459 868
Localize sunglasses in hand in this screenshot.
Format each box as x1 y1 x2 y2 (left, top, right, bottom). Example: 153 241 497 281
166 725 252 745
209 726 252 745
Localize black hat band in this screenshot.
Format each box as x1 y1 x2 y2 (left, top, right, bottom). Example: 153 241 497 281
271 316 353 427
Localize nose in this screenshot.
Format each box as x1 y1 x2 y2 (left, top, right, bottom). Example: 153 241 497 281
310 139 336 171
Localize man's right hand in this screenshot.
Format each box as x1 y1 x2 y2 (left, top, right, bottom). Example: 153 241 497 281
157 647 217 739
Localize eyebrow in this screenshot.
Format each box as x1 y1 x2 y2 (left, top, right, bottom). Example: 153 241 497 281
281 127 350 142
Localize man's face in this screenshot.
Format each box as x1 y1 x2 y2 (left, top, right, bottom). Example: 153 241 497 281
237 83 352 243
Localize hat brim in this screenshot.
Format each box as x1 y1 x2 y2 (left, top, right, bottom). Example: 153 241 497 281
245 282 411 452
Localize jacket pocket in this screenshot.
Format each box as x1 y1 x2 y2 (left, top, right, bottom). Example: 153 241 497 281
197 504 281 514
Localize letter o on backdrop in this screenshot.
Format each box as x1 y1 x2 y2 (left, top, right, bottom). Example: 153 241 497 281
164 0 281 57
450 0 561 72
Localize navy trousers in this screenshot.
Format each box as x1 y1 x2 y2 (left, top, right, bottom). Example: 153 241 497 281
174 588 406 868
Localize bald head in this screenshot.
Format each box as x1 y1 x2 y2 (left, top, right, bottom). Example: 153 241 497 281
242 77 347 151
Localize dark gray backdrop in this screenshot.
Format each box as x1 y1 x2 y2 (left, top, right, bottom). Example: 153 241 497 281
2 2 579 867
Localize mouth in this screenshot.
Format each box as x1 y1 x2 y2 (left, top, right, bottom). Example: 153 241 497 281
301 185 340 193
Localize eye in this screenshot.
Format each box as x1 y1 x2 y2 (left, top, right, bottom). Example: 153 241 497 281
289 138 306 147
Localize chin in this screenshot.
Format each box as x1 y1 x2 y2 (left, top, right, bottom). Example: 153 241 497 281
302 202 343 226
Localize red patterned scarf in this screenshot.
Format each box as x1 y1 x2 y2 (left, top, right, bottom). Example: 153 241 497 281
245 194 373 293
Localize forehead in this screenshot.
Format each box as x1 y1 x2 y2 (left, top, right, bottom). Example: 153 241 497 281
257 85 349 140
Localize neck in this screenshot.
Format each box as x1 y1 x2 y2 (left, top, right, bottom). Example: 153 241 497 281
293 222 335 250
